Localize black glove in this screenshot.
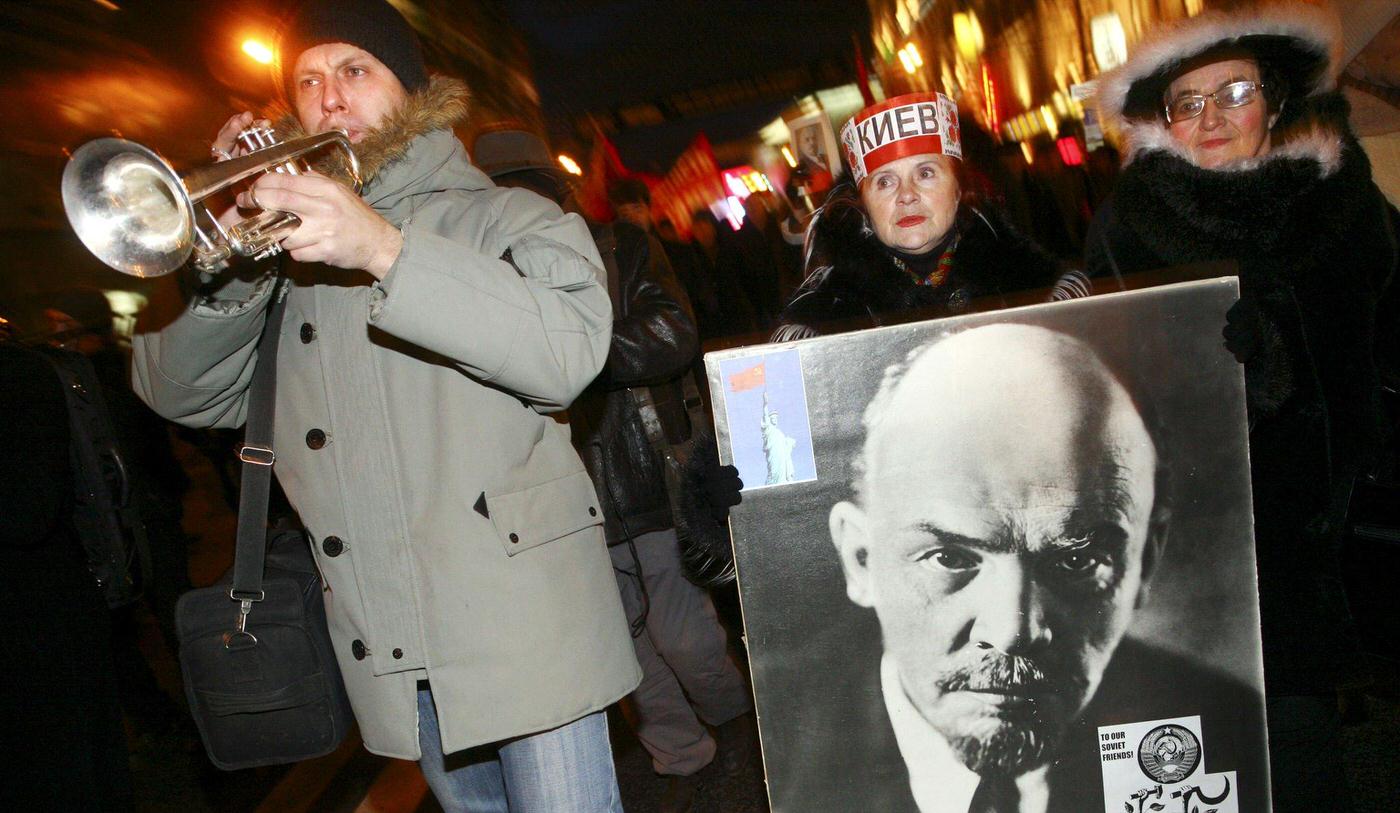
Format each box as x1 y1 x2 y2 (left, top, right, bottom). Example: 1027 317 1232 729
701 461 743 523
676 430 743 587
1222 297 1263 365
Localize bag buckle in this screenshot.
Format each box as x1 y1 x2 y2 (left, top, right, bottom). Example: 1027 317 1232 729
238 444 276 466
223 597 260 649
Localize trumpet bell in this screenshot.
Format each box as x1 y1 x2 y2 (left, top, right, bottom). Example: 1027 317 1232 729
62 138 197 278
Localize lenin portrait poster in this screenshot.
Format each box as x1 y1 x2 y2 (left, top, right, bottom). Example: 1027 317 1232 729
706 279 1270 813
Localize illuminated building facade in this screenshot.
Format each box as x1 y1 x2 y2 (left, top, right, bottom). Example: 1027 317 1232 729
866 0 1208 145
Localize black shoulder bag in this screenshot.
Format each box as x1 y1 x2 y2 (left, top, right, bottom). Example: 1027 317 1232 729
175 281 353 770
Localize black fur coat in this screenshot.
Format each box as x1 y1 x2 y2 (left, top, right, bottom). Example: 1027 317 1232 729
1086 92 1399 694
773 183 1066 340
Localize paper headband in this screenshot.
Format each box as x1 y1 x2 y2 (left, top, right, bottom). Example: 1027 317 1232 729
840 92 962 185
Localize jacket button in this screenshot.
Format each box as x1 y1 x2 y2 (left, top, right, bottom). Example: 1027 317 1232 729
306 428 327 449
322 536 344 557
392 648 404 659
589 506 598 517
351 640 367 660
509 532 519 544
300 322 316 343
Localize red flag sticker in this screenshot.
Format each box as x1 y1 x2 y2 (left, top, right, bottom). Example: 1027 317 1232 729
729 363 766 392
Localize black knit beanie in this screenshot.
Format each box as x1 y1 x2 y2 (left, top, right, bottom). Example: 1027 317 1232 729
278 0 428 99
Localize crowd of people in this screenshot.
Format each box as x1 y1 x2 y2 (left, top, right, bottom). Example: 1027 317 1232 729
6 0 1397 811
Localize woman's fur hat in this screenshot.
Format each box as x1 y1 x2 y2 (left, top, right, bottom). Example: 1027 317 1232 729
1096 1 1343 163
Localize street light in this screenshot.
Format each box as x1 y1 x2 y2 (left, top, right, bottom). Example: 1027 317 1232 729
898 43 923 75
954 12 985 62
242 39 274 65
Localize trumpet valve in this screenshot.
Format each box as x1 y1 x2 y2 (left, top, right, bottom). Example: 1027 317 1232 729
237 126 303 177
236 126 279 152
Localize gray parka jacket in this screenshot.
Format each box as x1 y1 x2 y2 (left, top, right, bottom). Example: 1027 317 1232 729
131 78 641 759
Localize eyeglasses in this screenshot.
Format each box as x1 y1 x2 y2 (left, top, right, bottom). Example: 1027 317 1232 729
1164 81 1264 123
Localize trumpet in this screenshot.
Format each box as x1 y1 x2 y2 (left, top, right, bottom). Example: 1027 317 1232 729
62 127 361 278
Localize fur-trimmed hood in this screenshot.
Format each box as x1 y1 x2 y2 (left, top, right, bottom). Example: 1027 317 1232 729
1096 1 1344 168
270 74 471 188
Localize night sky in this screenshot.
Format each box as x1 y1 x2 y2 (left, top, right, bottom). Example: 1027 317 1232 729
501 0 869 167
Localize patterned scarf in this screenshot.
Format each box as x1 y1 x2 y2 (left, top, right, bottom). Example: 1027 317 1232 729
888 229 961 288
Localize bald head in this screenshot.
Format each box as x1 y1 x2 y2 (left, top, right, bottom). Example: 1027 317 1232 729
857 325 1158 526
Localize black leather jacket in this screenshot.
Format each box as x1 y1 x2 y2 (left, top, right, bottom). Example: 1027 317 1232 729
570 222 699 544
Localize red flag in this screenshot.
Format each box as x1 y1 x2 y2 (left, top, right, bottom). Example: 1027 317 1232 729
651 133 725 239
577 122 630 222
728 363 766 393
853 33 877 108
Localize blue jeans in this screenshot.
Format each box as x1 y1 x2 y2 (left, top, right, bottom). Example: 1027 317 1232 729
416 684 624 813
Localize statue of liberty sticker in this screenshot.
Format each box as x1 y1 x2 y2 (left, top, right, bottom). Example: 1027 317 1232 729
718 348 817 490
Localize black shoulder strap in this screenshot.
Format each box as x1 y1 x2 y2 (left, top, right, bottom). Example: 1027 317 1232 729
230 279 289 605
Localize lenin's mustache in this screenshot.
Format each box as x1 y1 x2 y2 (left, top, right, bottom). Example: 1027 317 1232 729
936 653 1084 697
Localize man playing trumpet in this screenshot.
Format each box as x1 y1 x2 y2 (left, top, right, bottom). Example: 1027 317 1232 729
132 1 640 810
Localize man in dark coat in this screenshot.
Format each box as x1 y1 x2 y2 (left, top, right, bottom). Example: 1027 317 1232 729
687 210 761 340
2 338 133 811
41 288 193 737
656 216 725 342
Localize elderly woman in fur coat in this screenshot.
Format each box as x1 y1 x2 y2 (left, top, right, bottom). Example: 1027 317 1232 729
1087 4 1398 810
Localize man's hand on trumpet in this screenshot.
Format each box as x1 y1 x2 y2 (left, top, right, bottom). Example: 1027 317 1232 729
212 112 267 160
210 111 272 231
237 170 403 281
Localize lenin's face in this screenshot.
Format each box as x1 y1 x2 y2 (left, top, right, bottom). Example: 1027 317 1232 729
830 327 1163 776
798 126 823 163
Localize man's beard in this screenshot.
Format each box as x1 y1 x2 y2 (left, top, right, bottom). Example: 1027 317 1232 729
925 653 1085 776
310 122 388 186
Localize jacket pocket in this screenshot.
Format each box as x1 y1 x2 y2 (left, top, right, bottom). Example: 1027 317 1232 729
487 469 603 556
